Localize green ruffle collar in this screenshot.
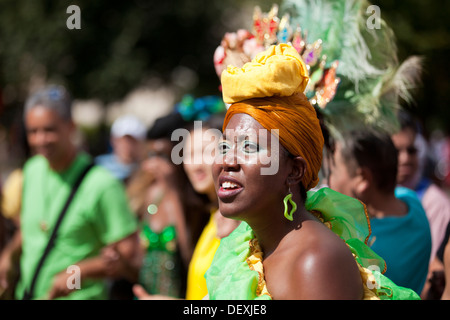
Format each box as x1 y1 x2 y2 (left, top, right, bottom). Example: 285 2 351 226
205 187 420 300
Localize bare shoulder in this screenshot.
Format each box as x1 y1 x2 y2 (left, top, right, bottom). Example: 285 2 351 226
266 220 363 300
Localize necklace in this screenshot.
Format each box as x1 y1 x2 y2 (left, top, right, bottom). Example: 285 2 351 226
246 237 271 298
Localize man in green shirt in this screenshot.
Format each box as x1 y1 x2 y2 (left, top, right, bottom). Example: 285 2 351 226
0 85 139 299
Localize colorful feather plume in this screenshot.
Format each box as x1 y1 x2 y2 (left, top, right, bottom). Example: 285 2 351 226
282 0 422 138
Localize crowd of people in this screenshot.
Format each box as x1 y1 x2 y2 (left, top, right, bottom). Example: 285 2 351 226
0 55 449 301
0 86 239 300
1 0 450 300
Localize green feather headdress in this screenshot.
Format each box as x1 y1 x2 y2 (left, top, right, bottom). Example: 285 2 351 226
282 0 422 139
213 0 422 140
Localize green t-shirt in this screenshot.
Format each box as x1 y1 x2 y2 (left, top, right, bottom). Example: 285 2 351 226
16 153 138 300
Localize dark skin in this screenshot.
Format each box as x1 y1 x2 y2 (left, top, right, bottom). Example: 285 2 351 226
212 113 363 300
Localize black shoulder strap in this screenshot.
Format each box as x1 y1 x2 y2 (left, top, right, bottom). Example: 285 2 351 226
23 162 95 300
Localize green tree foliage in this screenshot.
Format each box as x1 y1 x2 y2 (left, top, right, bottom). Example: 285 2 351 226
0 0 278 110
372 0 450 133
0 0 447 132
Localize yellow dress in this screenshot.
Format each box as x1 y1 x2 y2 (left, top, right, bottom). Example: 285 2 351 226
185 213 220 300
1 168 23 220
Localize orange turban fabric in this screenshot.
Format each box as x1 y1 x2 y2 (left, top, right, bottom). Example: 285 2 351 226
221 44 324 190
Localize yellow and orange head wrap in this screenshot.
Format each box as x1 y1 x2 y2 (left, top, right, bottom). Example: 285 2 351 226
221 43 324 191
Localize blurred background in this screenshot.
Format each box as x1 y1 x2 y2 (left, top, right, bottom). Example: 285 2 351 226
0 0 449 187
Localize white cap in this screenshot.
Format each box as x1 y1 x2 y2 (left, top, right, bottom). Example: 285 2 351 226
111 114 147 141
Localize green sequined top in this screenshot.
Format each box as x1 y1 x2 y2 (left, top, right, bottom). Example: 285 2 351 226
139 224 184 298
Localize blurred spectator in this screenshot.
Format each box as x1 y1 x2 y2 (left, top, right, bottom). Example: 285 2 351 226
0 169 21 300
146 112 211 249
0 85 139 300
444 137 450 189
0 182 20 300
439 223 450 299
0 214 19 300
429 130 450 190
124 112 200 298
0 125 29 300
429 221 450 299
1 169 23 224
181 117 240 300
133 96 240 300
391 111 450 298
95 114 146 184
327 129 431 295
95 114 147 300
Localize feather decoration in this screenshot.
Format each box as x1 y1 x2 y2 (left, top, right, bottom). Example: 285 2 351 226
380 55 423 106
283 0 397 84
281 0 421 139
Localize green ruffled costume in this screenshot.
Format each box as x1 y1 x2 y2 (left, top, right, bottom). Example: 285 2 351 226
205 187 420 300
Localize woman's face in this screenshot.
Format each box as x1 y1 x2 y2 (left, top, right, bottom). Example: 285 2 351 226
212 113 291 221
183 128 217 198
391 127 419 188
